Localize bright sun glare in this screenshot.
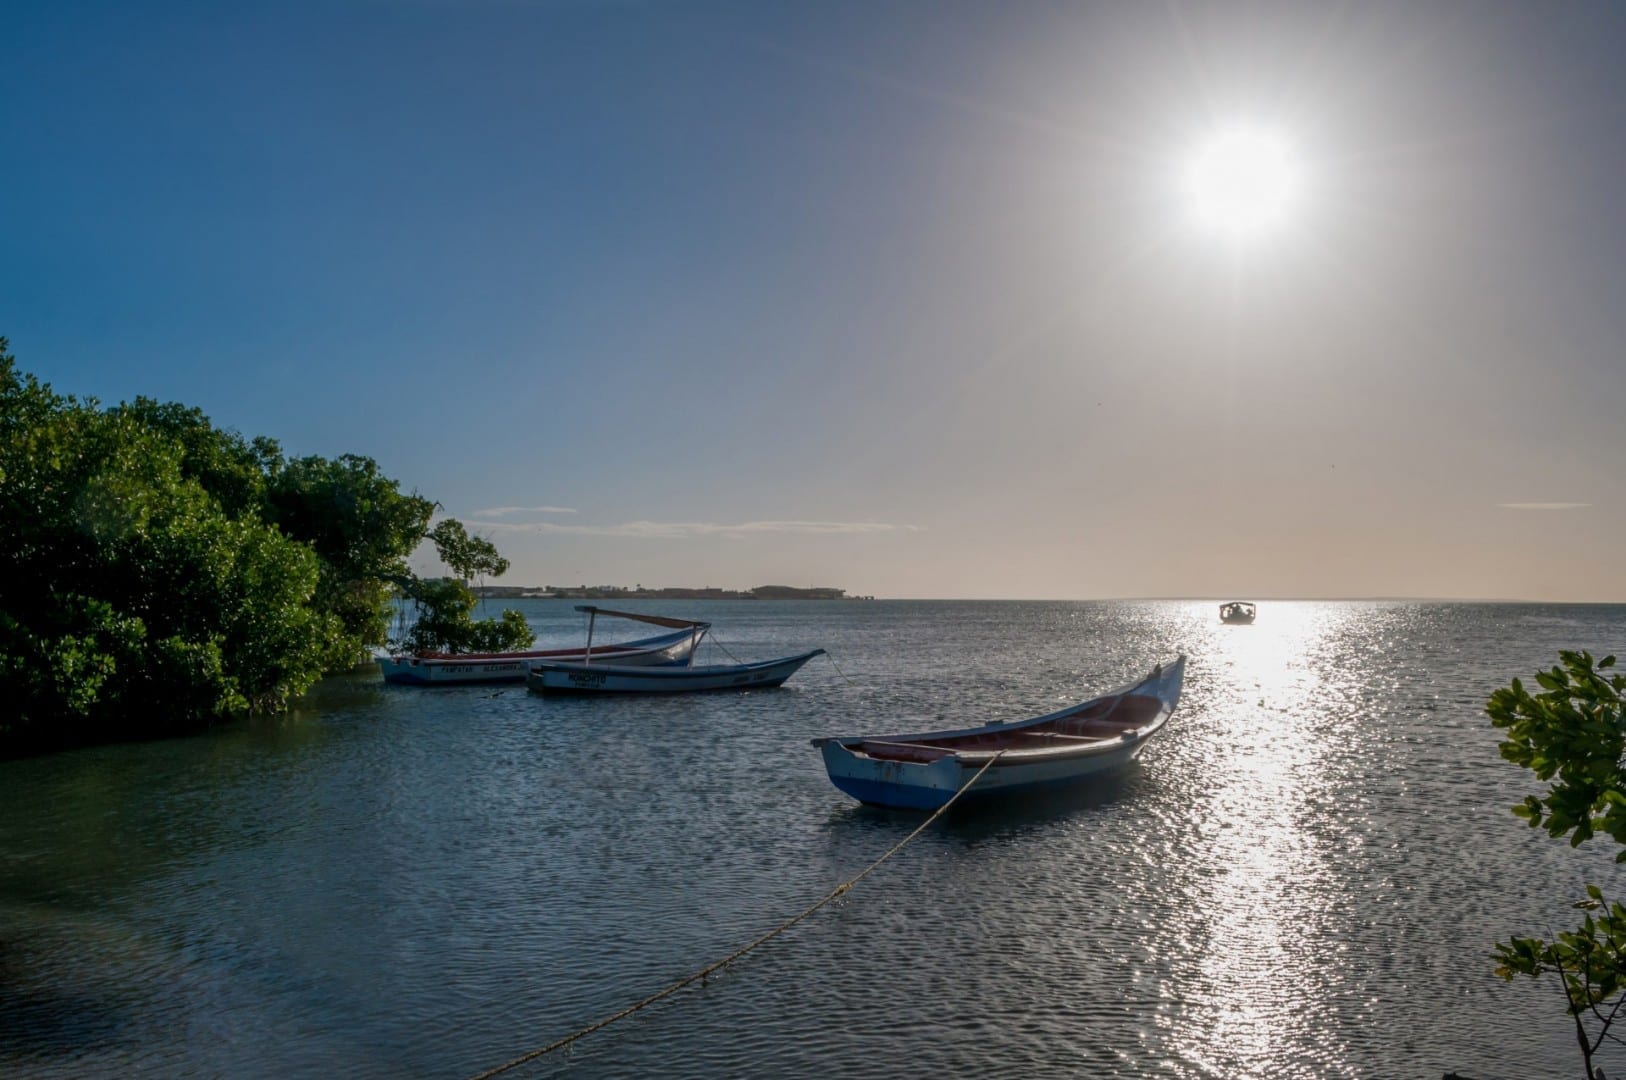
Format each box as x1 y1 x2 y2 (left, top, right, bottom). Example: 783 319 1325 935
1185 127 1301 239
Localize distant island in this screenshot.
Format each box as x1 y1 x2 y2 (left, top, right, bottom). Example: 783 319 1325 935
472 584 874 601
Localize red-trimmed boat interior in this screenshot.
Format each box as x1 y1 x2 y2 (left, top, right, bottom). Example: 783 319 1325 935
853 692 1161 764
413 641 660 661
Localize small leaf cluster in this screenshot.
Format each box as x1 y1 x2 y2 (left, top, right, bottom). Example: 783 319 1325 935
427 518 510 583
1489 651 1626 854
1495 884 1626 1009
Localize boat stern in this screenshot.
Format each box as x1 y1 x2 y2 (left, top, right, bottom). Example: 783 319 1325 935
816 740 962 810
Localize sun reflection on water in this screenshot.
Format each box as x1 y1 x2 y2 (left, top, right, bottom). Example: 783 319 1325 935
1167 602 1372 1078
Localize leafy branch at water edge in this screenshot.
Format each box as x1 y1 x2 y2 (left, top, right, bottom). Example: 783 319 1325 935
1489 649 1626 1079
382 518 533 656
390 576 532 657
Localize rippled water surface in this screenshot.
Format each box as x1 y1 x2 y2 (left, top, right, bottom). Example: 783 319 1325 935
4 600 1625 1078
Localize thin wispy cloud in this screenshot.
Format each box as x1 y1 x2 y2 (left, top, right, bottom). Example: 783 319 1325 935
463 518 920 539
469 505 578 517
1497 502 1591 511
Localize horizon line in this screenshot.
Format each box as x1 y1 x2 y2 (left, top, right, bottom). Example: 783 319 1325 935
469 589 1626 605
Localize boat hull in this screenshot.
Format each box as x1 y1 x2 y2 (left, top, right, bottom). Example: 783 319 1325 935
528 649 825 694
378 630 702 686
821 739 1151 810
816 657 1185 810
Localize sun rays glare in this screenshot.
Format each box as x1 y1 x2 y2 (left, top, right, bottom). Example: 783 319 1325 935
1185 125 1303 240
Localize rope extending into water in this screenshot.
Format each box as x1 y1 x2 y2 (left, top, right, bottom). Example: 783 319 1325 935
467 750 1007 1080
822 651 857 687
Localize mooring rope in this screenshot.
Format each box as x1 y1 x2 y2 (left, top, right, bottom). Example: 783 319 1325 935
467 750 1008 1080
697 633 856 688
705 633 747 666
822 651 857 687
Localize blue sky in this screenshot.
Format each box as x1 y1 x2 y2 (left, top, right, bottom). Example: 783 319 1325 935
5 1 1626 599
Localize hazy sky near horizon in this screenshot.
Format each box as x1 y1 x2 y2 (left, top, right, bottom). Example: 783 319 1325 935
5 1 1625 600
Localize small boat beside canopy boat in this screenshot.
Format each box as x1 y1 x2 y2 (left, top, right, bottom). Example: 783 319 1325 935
378 607 710 686
813 656 1186 810
527 648 826 695
1219 601 1256 625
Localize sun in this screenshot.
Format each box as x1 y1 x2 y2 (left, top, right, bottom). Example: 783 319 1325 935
1185 126 1302 239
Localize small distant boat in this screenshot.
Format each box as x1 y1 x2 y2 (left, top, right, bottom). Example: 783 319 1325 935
379 607 710 686
812 656 1186 810
527 649 825 695
1219 601 1256 625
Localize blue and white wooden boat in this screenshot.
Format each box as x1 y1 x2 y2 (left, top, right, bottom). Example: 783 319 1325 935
813 656 1186 810
379 607 709 686
527 648 825 695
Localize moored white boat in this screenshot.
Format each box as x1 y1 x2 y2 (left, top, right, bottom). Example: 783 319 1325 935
379 608 710 686
527 649 826 694
813 656 1186 810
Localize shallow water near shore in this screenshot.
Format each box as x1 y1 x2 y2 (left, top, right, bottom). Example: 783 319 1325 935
3 599 1624 1078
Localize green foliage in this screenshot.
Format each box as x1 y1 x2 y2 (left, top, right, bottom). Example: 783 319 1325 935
1489 650 1626 1079
0 351 335 748
265 454 436 669
0 338 529 753
427 517 510 583
378 518 532 656
393 577 533 656
1490 652 1626 854
107 397 279 518
1494 888 1626 1008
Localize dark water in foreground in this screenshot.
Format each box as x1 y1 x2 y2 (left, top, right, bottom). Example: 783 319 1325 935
3 600 1624 1079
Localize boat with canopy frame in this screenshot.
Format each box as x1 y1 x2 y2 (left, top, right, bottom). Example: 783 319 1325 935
378 606 710 685
527 605 821 694
526 648 825 695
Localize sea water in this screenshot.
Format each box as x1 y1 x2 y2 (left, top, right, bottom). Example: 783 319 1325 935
2 600 1622 1078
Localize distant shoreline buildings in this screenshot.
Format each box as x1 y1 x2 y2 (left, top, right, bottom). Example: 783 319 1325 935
472 584 874 601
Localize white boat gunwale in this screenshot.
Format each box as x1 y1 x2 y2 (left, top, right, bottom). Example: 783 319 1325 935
531 648 826 679
526 648 826 694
